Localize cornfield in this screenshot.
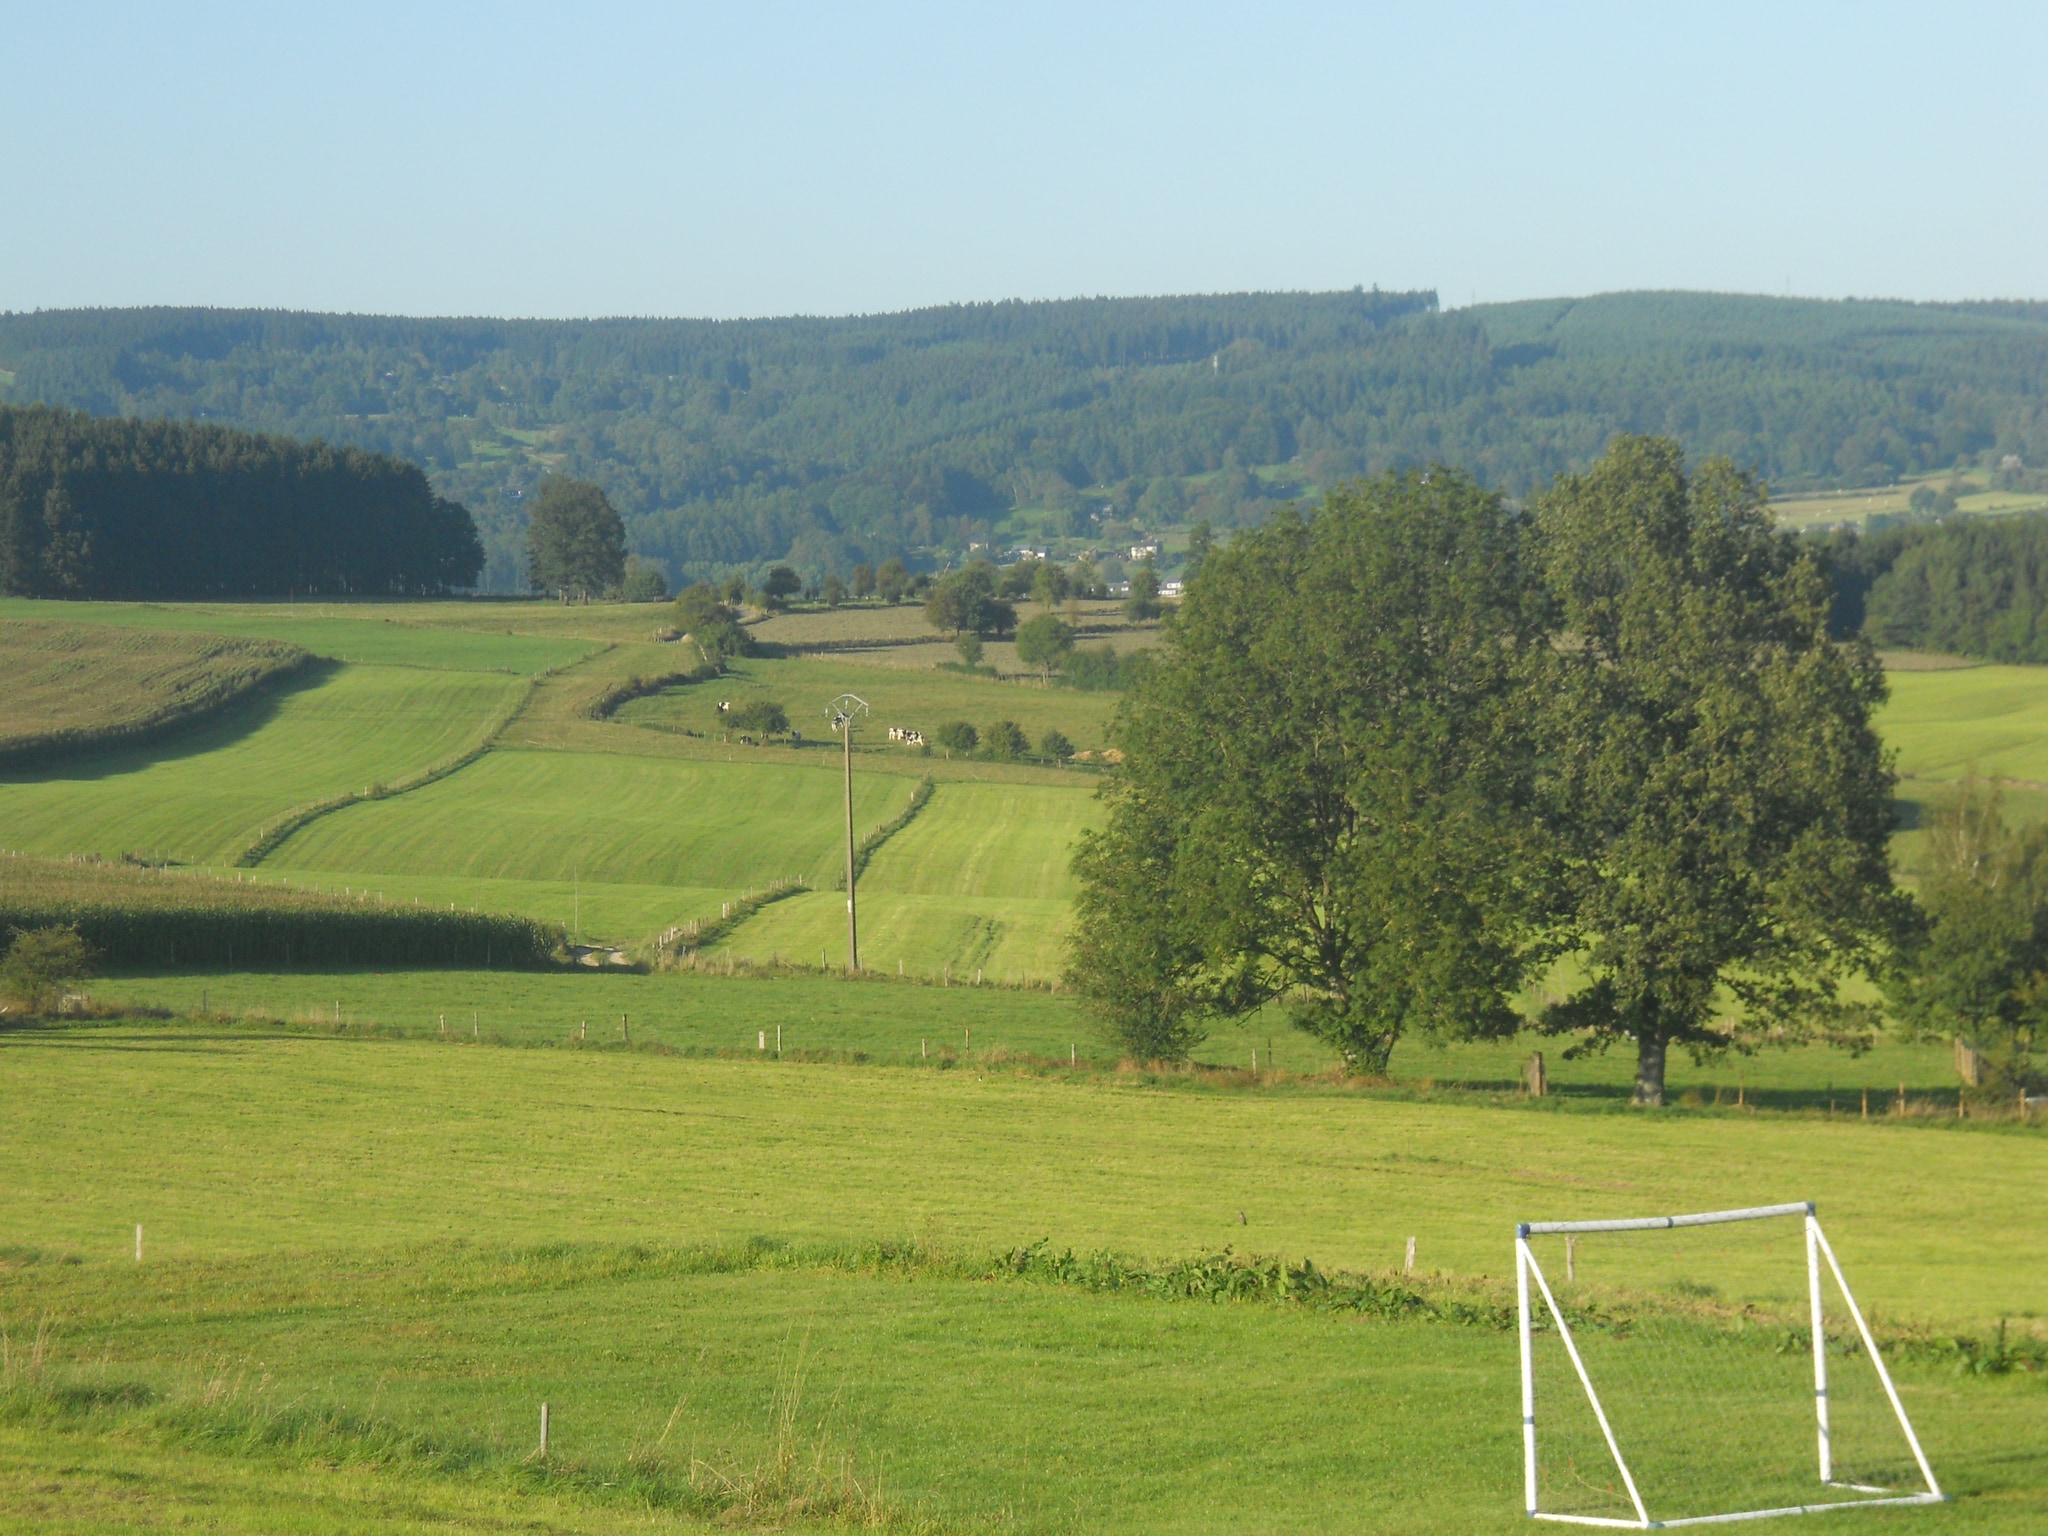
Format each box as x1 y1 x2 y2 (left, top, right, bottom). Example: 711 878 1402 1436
0 852 561 970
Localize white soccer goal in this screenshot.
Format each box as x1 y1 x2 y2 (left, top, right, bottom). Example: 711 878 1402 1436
1515 1202 1942 1528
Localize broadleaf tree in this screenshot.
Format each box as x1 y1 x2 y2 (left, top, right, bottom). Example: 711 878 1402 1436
1067 468 1559 1069
1884 776 2042 1096
525 478 626 598
1532 436 1909 1104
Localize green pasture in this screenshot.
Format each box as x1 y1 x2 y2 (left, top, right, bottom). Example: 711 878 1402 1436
100 964 1990 1109
707 781 1101 978
715 891 1074 980
0 665 524 866
265 749 919 890
864 782 1096 899
615 652 1121 753
0 597 599 673
9 1238 2035 1535
8 1026 2039 1324
221 867 735 949
1882 665 2048 783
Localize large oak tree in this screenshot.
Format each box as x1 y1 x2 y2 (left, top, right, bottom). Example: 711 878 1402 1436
1532 436 1907 1103
1067 468 1558 1070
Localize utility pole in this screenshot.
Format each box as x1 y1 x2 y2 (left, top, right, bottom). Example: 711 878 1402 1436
828 694 869 971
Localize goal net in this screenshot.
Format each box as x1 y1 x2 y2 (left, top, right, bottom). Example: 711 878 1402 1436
1516 1202 1942 1527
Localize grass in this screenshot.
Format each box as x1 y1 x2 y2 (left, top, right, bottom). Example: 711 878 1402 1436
5 1024 2040 1322
0 619 309 764
709 780 1103 979
0 1027 2042 1530
265 748 920 891
0 597 601 673
0 665 528 866
236 867 735 949
9 1239 2037 1534
615 652 1123 754
90 964 2004 1109
1881 664 2048 784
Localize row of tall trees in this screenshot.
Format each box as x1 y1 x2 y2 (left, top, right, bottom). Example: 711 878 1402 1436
0 404 482 598
1070 437 1908 1104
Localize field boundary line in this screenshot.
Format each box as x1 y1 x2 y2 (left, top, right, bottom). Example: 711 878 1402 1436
233 669 551 868
836 774 935 889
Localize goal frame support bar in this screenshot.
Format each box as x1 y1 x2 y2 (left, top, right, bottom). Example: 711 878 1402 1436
1515 1202 1944 1528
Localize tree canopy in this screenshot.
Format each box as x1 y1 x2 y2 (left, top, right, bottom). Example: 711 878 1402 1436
1068 467 1557 1069
525 478 626 597
1068 437 1907 1100
7 293 2046 588
1531 437 1907 1103
0 403 481 598
1885 778 2044 1097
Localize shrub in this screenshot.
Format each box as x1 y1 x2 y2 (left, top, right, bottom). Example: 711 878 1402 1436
983 720 1030 761
620 558 669 602
1 925 96 1014
954 634 984 668
935 720 978 757
729 700 790 738
876 558 910 603
1015 613 1075 683
1040 728 1075 762
1063 643 1129 691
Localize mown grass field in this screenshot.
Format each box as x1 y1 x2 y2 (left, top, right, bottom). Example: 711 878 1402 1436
1 1028 2041 1532
1883 664 2048 784
267 749 919 892
0 665 526 866
712 781 1101 979
616 653 1122 755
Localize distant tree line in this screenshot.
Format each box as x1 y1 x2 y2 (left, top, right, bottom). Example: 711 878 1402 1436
1817 512 2048 661
0 404 482 598
6 293 2046 588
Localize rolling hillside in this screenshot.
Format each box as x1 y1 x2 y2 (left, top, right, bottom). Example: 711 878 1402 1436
6 293 2045 588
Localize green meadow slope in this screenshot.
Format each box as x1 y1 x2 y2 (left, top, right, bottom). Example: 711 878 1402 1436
268 749 919 892
0 664 525 866
3 601 2047 1531
710 780 1100 979
1 1027 2040 1533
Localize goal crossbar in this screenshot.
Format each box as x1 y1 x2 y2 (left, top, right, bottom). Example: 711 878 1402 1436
1520 1202 1812 1238
1516 1203 1943 1528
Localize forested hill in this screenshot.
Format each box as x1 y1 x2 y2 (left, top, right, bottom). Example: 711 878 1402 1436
3 290 2046 590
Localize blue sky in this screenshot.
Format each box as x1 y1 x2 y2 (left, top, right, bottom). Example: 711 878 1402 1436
3 2 2041 319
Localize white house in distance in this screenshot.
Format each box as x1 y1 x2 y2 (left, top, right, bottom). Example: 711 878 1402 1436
1129 540 1161 561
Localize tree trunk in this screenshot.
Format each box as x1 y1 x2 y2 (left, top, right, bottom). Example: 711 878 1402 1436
1633 1033 1668 1106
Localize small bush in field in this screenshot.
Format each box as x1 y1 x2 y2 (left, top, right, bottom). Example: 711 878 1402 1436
1 925 96 1014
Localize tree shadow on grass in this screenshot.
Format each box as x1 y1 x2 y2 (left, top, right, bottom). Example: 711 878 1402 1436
0 658 343 788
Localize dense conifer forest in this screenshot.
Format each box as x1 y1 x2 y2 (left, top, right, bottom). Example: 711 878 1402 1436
0 404 482 598
3 290 2046 589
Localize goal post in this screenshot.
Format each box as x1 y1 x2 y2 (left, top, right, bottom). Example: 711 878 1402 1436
1515 1202 1943 1528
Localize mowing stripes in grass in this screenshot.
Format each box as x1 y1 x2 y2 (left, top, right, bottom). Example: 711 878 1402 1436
0 665 528 866
855 780 1099 900
266 749 921 890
